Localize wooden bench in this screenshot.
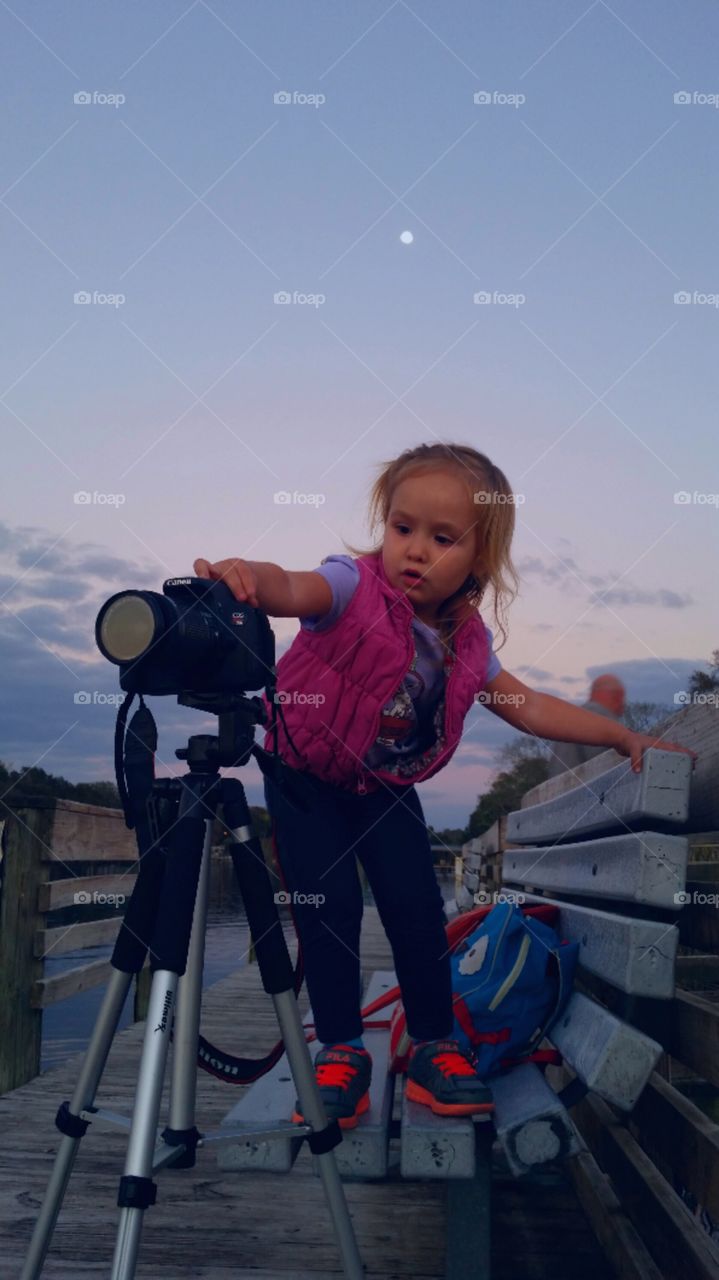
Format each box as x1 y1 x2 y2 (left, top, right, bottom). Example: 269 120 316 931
214 967 495 1279
214 747 702 1279
495 743 719 1279
495 749 690 1177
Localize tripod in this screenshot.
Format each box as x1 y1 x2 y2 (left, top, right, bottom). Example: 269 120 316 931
21 707 365 1280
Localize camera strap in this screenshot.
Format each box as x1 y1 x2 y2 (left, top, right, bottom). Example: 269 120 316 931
115 693 157 830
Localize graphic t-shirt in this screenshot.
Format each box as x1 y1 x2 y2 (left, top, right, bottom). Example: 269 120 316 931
300 555 502 770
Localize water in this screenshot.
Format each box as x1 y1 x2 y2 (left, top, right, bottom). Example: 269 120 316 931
40 873 458 1071
41 902 253 1071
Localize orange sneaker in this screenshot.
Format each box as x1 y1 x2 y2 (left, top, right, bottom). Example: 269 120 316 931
405 1039 494 1116
292 1044 372 1130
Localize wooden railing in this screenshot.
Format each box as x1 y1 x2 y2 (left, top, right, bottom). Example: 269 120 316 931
0 797 142 1093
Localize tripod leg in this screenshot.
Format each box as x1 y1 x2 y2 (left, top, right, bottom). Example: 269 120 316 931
222 779 365 1280
20 968 133 1280
111 772 216 1279
272 989 365 1280
110 969 178 1280
163 821 213 1162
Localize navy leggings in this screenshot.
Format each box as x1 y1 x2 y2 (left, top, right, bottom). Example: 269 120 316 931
264 764 453 1045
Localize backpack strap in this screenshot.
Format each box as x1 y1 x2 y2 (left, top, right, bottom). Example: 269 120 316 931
499 1047 563 1070
453 996 512 1047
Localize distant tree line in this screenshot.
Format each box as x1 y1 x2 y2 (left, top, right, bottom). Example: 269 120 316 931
0 760 122 813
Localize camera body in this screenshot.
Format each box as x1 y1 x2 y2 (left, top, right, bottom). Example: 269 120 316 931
95 576 275 696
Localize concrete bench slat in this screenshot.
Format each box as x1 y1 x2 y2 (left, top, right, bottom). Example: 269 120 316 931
548 991 663 1110
506 749 691 845
399 1081 479 1180
312 970 397 1179
218 971 397 1177
490 1062 584 1177
503 831 688 908
508 889 678 997
217 1082 305 1172
217 1011 316 1173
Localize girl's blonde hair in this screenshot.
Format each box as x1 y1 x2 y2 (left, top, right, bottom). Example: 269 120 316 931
344 441 519 650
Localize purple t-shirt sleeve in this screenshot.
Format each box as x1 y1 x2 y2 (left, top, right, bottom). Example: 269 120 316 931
299 554 360 631
484 627 501 683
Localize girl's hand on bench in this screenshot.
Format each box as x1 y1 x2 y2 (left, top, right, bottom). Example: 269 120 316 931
616 730 698 774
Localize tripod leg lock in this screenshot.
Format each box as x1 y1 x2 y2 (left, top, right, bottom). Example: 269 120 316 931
55 1100 90 1139
306 1119 343 1155
117 1175 158 1210
160 1124 202 1168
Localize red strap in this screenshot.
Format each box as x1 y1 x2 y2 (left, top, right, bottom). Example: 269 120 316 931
472 1027 512 1045
500 1048 562 1068
527 1048 562 1065
452 997 512 1046
453 996 477 1044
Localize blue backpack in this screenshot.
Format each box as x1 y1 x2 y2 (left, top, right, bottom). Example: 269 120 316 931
449 901 579 1077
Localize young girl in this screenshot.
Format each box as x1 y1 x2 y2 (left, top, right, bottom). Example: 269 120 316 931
194 441 696 1129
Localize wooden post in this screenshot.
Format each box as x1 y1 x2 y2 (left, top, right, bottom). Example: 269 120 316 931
0 802 54 1092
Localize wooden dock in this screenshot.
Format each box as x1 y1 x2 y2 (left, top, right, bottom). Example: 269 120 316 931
0 907 614 1279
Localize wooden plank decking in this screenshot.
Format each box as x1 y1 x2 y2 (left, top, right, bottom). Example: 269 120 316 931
0 908 615 1279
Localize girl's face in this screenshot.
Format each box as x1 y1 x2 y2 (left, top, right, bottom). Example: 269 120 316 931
382 469 479 626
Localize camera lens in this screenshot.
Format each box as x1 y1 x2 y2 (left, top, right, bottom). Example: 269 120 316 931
97 593 160 662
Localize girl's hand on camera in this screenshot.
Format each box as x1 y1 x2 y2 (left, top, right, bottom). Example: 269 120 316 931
193 557 259 607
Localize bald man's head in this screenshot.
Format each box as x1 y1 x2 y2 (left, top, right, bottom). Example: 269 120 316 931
590 674 626 717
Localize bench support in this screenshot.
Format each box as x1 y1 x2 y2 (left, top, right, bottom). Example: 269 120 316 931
445 1120 493 1279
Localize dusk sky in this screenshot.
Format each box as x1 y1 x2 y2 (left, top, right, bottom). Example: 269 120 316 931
1 1 716 830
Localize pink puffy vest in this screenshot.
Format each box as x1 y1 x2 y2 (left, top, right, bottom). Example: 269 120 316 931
261 552 491 795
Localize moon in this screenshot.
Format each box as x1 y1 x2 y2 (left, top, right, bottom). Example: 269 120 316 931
400 230 414 245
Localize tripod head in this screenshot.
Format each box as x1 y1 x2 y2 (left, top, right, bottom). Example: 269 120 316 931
176 693 269 772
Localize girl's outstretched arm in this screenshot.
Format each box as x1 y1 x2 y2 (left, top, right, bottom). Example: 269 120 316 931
193 556 332 619
479 670 697 774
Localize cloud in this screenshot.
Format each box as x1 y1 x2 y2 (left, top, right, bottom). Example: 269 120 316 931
0 521 195 780
22 576 90 601
515 664 553 681
516 552 694 610
590 586 692 609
